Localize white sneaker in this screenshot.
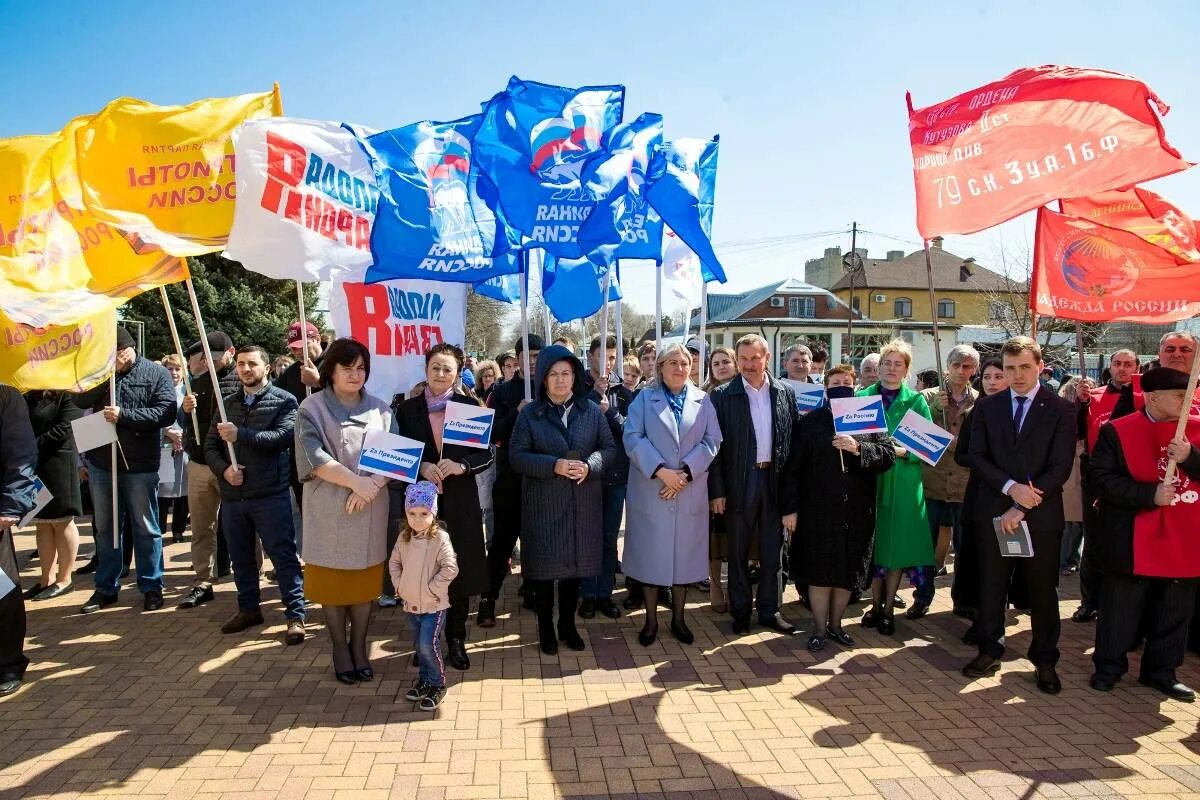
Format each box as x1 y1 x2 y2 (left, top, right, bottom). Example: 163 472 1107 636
377 594 399 608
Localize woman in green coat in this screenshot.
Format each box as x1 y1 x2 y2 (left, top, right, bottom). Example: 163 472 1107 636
857 339 933 635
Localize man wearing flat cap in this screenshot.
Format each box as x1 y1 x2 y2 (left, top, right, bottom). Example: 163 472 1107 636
75 327 177 613
177 331 239 609
1087 366 1200 701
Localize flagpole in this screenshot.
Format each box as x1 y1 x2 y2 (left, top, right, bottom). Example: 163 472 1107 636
655 262 663 350
699 281 709 386
614 262 625 380
922 240 944 388
295 280 312 398
1075 322 1087 378
519 251 532 402
1164 346 1200 486
184 278 239 468
159 286 201 445
598 270 611 384
109 371 119 549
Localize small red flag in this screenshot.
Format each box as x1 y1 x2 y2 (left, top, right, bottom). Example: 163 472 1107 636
1060 186 1199 262
1032 206 1200 323
909 66 1190 239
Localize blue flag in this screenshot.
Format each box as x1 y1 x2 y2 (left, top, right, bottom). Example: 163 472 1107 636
576 112 665 267
542 255 621 321
474 77 625 259
644 136 725 284
352 116 520 284
472 267 526 304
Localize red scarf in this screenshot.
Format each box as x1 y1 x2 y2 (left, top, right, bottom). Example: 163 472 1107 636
1112 411 1200 578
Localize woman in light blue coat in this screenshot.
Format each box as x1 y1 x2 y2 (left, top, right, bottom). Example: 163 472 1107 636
623 343 722 647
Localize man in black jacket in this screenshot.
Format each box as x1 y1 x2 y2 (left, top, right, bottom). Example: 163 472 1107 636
962 336 1077 693
477 334 543 627
205 344 305 645
0 385 38 696
1087 367 1200 701
708 334 801 635
178 331 239 609
76 326 177 613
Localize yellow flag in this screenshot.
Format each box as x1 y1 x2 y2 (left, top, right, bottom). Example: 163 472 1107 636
75 86 282 256
0 307 116 392
0 117 188 327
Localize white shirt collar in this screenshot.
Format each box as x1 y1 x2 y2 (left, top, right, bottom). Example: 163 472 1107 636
744 375 769 394
1012 385 1040 402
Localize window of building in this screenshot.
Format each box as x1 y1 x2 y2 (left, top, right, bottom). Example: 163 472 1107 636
851 296 861 312
937 299 956 318
844 333 889 362
894 297 913 318
788 296 816 318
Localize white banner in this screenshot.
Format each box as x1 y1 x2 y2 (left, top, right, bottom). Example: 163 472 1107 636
662 227 702 306
225 117 377 281
329 277 467 401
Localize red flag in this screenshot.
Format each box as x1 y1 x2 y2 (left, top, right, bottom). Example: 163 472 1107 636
909 66 1190 239
1060 187 1199 261
1032 206 1200 323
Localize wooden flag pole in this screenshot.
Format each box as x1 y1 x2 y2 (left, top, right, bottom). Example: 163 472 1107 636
698 281 709 386
655 262 663 350
922 240 944 389
295 280 312 398
519 252 532 402
159 286 201 444
109 372 119 549
1163 349 1200 486
184 278 239 468
1075 323 1087 378
598 270 611 384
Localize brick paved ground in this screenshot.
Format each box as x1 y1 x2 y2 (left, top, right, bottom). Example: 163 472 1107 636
3 520 1200 800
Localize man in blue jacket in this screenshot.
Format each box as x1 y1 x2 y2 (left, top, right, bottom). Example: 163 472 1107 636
0 384 38 695
76 327 177 614
205 344 305 645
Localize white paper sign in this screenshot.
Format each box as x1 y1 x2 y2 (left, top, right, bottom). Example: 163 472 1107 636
71 412 118 454
329 277 467 400
19 478 52 527
158 445 178 484
0 567 14 601
442 401 495 449
891 410 955 467
830 395 888 436
357 429 425 483
783 379 826 415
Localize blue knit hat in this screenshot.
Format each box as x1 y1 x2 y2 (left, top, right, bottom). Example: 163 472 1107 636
404 481 439 516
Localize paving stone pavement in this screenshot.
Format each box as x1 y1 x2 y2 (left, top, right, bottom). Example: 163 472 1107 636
3 521 1200 800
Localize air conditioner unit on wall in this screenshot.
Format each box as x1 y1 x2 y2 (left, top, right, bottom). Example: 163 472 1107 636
769 296 785 308
874 294 886 303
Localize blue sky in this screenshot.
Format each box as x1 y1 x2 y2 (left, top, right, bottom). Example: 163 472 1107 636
4 0 1197 320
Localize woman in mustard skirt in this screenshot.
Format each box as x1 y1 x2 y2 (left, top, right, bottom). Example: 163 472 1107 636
295 338 395 684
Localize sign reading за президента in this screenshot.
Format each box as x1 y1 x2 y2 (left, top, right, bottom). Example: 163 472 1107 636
891 409 954 466
442 400 494 449
830 395 888 436
357 428 424 483
783 379 825 415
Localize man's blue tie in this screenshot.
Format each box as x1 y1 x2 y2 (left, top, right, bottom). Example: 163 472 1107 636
1014 394 1027 433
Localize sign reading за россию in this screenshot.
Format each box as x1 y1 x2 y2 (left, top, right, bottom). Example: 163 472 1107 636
830 395 888 436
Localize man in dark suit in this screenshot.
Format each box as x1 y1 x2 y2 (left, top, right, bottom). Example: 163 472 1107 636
709 334 802 635
961 336 1077 693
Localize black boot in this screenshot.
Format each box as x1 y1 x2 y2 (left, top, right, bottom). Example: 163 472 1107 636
447 638 470 670
534 581 557 655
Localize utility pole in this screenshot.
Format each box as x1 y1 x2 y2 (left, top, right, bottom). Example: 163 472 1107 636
842 221 860 364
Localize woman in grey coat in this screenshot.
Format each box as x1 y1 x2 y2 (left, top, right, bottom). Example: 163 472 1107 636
623 344 722 646
509 345 617 655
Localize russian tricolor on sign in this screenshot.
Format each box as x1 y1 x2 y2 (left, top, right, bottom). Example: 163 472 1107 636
890 410 954 466
442 400 495 449
830 396 888 436
357 429 425 483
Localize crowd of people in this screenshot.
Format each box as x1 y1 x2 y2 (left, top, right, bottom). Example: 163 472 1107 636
2 322 1199 711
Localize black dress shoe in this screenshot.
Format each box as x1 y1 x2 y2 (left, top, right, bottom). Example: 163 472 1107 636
759 612 798 635
447 638 470 670
878 614 896 636
32 583 73 601
355 665 374 682
807 634 825 651
905 602 929 620
80 592 118 614
638 626 658 647
0 677 22 696
861 607 882 628
22 583 45 600
143 592 164 611
669 619 694 645
558 627 586 651
75 559 97 575
1139 676 1196 702
597 599 621 619
891 594 907 609
1035 664 1062 694
577 598 596 619
1071 605 1098 623
1089 673 1117 692
731 614 751 635
177 585 214 609
962 654 1000 678
476 598 497 628
335 670 359 685
826 628 854 647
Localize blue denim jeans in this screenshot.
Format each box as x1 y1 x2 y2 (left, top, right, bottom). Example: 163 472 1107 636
88 464 164 596
220 490 306 620
914 499 962 605
410 609 447 688
580 483 627 601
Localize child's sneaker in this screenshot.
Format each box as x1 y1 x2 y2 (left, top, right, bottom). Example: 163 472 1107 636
419 685 446 710
404 680 429 702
